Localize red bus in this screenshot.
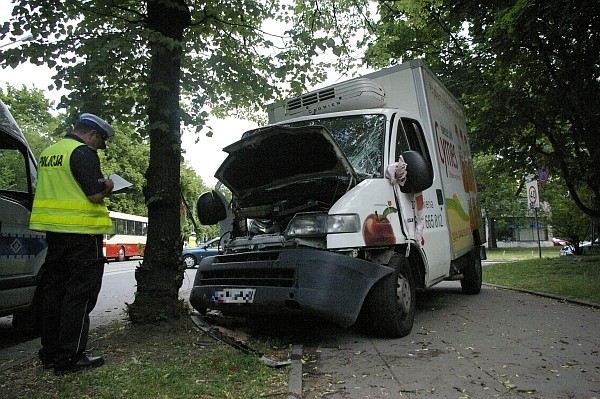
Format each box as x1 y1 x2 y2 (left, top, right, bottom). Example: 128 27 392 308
103 211 148 262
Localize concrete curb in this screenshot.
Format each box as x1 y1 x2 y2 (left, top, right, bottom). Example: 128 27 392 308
287 344 303 398
483 283 600 308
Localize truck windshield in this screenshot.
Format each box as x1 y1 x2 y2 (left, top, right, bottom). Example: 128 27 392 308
287 114 386 178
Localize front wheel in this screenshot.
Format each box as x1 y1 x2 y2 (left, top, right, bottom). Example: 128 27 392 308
364 254 415 338
183 254 197 269
461 248 482 294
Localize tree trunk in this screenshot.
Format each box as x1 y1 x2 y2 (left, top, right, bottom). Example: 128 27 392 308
128 0 191 324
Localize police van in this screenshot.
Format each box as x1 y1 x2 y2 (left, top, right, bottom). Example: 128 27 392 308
0 99 46 329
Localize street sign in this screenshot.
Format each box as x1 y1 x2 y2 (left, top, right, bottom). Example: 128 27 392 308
537 167 550 184
526 180 539 209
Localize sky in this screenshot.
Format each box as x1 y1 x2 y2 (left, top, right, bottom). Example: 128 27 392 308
0 0 371 188
0 60 257 187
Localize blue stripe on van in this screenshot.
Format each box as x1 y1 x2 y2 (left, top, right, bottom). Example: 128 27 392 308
0 233 47 258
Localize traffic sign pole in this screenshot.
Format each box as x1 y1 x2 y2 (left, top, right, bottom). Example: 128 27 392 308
534 207 541 258
526 180 542 258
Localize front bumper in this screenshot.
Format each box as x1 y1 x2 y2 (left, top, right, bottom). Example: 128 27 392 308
189 248 392 327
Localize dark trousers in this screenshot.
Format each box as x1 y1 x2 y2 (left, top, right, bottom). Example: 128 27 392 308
38 232 105 367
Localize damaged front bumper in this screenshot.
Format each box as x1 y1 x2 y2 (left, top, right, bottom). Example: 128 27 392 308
189 248 392 327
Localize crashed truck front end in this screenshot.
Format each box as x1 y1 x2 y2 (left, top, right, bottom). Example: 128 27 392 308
188 124 393 327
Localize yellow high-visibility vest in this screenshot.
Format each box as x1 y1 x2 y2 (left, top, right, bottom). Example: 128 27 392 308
29 138 113 234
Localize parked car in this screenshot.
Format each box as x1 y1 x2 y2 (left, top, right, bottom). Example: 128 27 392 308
559 239 598 255
559 245 574 256
182 237 220 268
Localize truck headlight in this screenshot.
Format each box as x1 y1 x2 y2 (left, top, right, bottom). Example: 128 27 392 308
285 213 360 237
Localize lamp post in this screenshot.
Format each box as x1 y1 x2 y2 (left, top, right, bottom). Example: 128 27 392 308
0 33 33 49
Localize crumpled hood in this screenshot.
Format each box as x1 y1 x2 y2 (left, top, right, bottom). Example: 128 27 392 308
215 125 357 200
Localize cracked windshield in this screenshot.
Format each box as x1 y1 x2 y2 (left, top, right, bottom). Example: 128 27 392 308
289 114 385 178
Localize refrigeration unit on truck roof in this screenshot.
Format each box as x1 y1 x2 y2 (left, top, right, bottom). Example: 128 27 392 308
269 78 387 121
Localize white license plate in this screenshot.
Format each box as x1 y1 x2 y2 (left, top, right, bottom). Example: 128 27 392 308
212 288 256 304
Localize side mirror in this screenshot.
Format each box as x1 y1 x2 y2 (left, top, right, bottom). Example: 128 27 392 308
400 150 433 193
197 191 227 225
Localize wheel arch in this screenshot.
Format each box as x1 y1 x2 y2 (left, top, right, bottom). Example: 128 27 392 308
394 244 426 291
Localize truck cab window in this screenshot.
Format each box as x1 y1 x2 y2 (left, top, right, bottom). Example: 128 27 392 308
396 118 432 167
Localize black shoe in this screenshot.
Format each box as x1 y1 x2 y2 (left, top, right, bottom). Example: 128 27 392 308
54 355 105 375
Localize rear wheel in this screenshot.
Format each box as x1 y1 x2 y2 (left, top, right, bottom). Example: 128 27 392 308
183 254 197 268
364 254 415 338
461 248 482 294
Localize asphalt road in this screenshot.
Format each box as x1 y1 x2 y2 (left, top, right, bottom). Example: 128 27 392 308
0 260 198 349
90 260 197 327
298 282 599 398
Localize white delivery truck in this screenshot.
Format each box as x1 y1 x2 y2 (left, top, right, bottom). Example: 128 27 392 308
0 99 46 330
190 59 485 337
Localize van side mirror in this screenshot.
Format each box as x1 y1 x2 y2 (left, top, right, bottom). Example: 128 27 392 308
197 190 227 225
400 150 433 193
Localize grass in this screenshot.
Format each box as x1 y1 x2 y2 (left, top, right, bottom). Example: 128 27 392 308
484 248 600 305
485 246 561 261
1 318 290 399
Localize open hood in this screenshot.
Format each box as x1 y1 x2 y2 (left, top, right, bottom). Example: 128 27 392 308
215 125 357 200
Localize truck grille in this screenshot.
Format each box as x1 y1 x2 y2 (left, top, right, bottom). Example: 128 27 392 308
198 251 296 287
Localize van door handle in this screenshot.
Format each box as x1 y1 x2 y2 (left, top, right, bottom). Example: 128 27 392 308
436 189 444 205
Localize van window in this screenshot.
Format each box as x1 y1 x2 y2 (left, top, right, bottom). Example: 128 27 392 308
395 118 432 166
0 136 31 208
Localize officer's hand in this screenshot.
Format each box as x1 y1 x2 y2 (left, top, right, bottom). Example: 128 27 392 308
104 179 115 194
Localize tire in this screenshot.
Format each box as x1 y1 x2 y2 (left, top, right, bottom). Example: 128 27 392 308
118 246 126 262
461 248 482 294
183 254 197 269
364 254 416 338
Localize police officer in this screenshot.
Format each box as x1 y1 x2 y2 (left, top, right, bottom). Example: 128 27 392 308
30 113 115 374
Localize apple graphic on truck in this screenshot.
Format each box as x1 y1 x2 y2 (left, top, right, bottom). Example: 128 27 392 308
362 201 397 245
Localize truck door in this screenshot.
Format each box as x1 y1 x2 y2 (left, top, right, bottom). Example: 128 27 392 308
391 115 452 285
